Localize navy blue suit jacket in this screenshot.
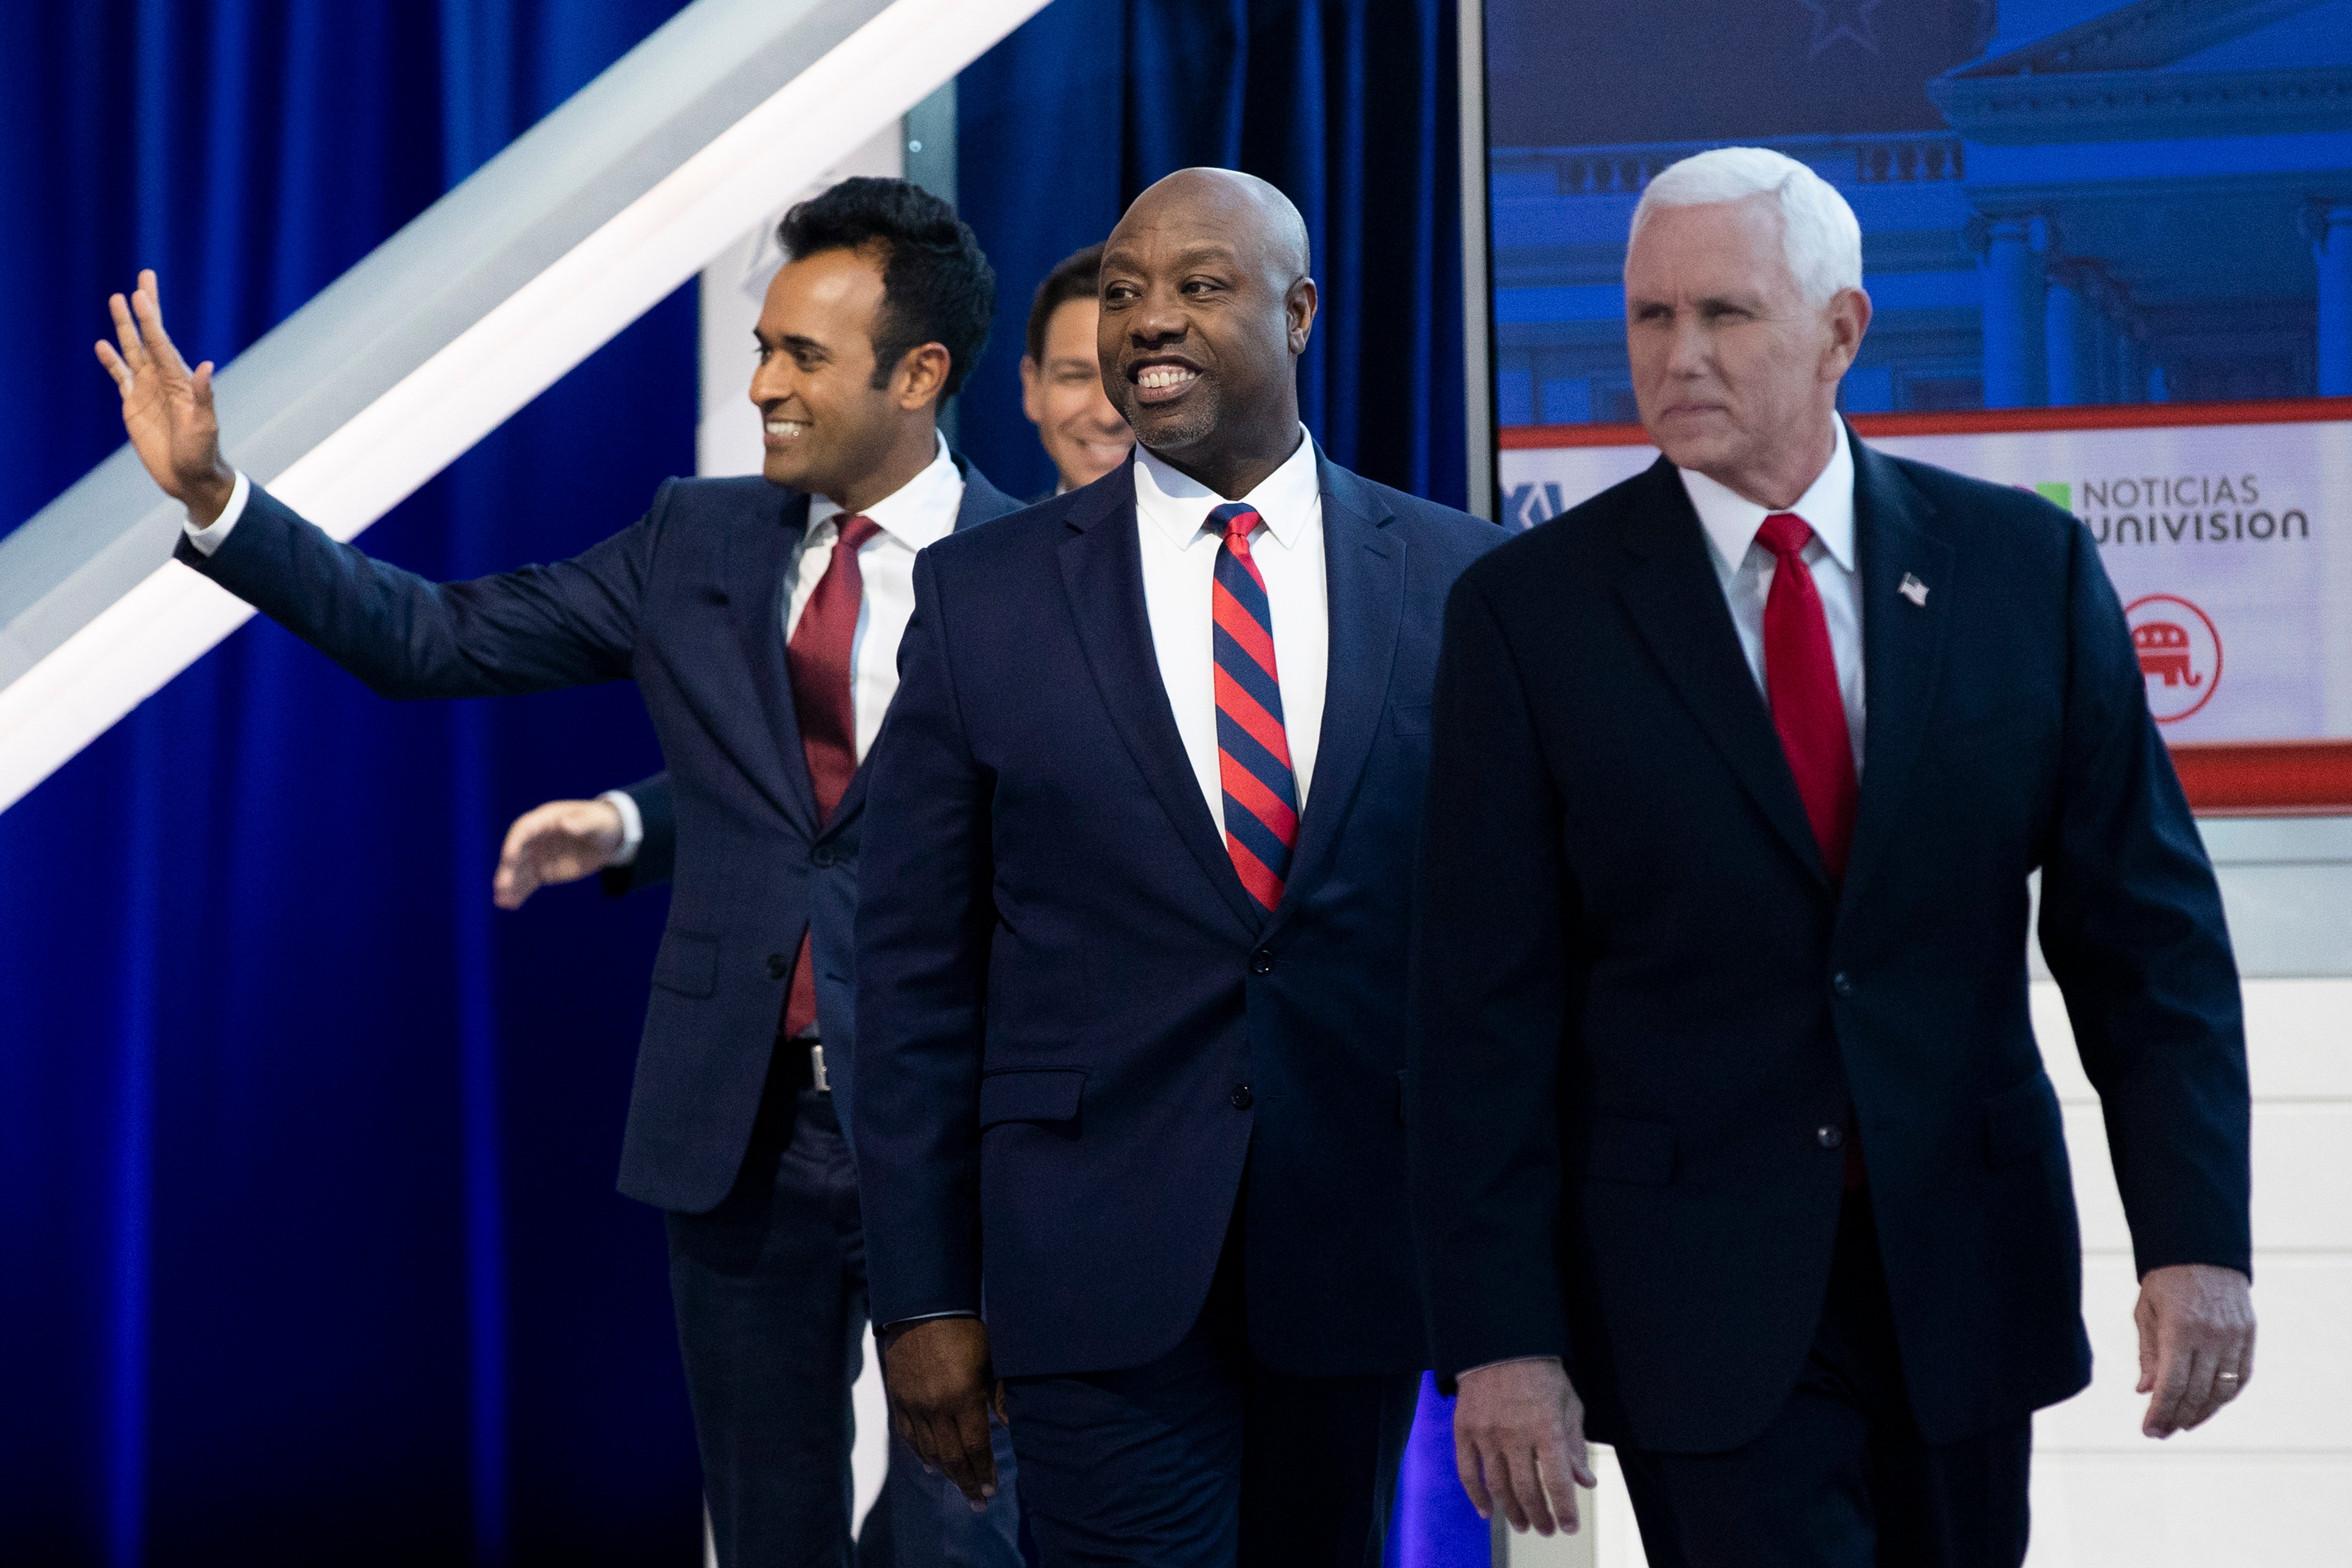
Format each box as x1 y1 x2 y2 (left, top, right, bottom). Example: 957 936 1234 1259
1408 433 2250 1453
176 458 1020 1212
851 454 1502 1380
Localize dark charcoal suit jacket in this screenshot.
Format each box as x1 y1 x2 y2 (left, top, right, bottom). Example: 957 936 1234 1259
177 458 1020 1212
1409 429 2250 1454
851 454 1502 1380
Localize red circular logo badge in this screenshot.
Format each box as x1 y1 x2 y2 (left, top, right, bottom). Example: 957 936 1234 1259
2124 594 2221 724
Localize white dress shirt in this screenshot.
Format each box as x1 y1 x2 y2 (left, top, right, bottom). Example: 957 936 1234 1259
186 442 966 865
1678 418 1867 773
1133 427 1329 838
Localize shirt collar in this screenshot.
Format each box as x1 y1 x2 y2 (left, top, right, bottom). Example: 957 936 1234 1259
1132 424 1321 552
1678 418 1856 575
807 432 963 550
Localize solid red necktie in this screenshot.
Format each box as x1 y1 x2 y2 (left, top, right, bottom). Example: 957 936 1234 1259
779 513 881 1040
1755 512 1858 883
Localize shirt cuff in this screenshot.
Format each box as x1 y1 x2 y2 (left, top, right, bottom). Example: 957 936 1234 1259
182 470 251 556
597 789 643 868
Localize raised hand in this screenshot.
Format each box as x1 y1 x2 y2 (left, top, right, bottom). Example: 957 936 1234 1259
493 798 627 909
94 269 237 526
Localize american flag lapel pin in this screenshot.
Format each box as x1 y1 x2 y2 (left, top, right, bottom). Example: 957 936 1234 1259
1899 573 1929 607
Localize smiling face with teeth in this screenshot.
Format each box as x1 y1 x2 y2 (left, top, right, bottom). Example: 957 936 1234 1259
1098 169 1318 501
747 245 953 513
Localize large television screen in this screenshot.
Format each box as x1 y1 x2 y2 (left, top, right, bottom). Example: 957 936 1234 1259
1476 0 2352 812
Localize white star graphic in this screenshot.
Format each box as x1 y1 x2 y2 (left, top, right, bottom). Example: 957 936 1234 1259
1798 0 1884 56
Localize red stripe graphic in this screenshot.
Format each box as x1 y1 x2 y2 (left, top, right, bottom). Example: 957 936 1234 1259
1214 666 1292 764
1227 836 1287 911
1220 753 1299 843
1213 581 1279 674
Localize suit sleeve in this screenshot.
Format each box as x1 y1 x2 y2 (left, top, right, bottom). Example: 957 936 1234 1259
850 547 995 1328
175 480 663 700
2036 519 2251 1280
600 771 676 897
1409 568 1577 1385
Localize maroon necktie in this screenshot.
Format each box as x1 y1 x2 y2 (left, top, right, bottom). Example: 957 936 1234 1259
779 513 881 1040
1756 513 1858 883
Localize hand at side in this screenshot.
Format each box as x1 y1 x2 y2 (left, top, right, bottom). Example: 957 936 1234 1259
2136 1262 2255 1438
93 270 236 526
882 1317 1004 1509
1454 1356 1597 1535
493 798 625 909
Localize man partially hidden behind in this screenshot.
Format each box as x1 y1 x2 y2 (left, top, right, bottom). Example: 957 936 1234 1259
97 178 1027 1568
1410 148 2256 1564
850 168 1500 1564
1017 243 1132 499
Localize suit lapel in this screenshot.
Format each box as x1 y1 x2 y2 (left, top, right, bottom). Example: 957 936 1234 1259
1268 459 1402 932
823 454 1017 840
1610 458 1831 887
1839 435 1954 910
730 490 822 840
1058 477 1266 937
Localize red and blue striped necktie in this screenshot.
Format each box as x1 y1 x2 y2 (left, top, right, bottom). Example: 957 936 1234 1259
1207 502 1297 914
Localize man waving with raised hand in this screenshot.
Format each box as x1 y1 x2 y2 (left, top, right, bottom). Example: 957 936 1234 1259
98 177 1032 1568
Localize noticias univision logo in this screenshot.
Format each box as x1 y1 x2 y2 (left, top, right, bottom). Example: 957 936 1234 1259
2028 478 2306 548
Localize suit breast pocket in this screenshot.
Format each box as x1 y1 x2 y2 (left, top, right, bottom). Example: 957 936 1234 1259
652 930 718 998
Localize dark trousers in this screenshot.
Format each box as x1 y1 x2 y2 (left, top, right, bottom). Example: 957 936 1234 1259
667 1067 1026 1568
1001 1211 1420 1568
1615 1190 2032 1568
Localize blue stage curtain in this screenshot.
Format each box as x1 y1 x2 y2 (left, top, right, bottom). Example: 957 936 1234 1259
0 4 707 1563
953 0 1470 514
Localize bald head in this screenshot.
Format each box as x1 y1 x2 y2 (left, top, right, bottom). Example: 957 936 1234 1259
1119 167 1311 285
1097 168 1319 496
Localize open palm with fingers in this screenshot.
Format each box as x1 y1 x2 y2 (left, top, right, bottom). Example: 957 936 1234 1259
493 798 627 910
94 268 237 525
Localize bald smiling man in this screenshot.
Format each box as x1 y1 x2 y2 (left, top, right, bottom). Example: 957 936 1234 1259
849 170 1502 1564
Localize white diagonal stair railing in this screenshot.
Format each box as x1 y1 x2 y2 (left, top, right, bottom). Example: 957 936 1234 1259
0 0 1049 813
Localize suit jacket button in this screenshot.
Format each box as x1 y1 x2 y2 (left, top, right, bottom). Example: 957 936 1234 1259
1817 1124 1844 1149
1231 1085 1254 1110
1249 949 1275 976
766 953 790 980
812 844 838 868
1831 972 1855 997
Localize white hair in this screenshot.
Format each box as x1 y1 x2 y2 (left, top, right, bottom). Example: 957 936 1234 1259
1628 147 1862 306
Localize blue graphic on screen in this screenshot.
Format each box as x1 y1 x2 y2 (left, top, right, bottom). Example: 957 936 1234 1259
1485 0 2352 425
